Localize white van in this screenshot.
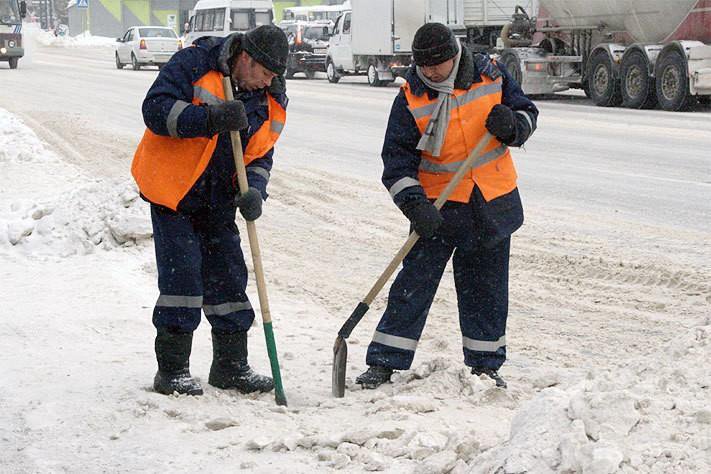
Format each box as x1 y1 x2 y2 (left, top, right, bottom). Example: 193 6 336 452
327 0 464 87
184 0 274 46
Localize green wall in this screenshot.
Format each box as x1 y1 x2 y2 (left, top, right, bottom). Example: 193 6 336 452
124 0 151 24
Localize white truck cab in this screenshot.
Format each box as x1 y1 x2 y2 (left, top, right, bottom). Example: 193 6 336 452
183 0 274 46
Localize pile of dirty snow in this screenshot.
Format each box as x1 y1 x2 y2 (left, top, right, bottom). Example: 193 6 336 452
230 357 510 472
0 108 151 256
470 319 710 473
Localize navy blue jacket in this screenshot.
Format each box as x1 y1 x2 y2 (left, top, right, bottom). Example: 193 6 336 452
141 34 288 216
382 47 539 245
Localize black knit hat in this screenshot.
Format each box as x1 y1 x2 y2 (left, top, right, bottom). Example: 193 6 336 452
412 23 458 66
243 25 289 75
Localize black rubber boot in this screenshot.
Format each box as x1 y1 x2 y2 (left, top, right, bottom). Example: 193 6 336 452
153 329 203 396
355 366 394 389
471 367 507 388
208 330 274 393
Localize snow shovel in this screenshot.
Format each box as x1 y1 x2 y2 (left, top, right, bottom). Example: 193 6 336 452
222 76 287 406
332 132 496 397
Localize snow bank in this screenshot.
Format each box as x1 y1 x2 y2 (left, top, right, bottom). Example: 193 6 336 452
470 319 711 473
0 108 151 256
33 29 117 49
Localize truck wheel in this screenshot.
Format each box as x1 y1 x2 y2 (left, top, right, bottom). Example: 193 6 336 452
655 50 694 112
367 64 385 87
326 59 340 83
131 53 141 71
8 57 18 69
501 53 522 87
582 79 592 98
620 51 656 109
115 53 124 70
588 51 622 107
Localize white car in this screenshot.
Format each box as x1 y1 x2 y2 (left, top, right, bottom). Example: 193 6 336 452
115 26 182 70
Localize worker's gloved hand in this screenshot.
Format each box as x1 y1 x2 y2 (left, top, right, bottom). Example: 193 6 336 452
234 187 263 221
401 199 443 239
485 104 516 144
206 101 248 136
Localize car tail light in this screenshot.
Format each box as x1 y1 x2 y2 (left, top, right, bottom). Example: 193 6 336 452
177 40 183 50
526 62 544 72
139 39 147 50
296 27 302 45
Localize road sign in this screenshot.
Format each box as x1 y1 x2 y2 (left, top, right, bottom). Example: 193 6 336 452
76 0 88 9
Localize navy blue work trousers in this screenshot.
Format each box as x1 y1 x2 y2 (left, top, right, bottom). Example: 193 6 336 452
150 204 254 334
366 200 511 371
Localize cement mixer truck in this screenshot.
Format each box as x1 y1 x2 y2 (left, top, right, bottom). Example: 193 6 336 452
498 0 711 111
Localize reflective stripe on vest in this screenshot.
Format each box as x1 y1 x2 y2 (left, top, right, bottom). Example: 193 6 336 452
244 94 286 165
403 73 518 203
131 70 286 211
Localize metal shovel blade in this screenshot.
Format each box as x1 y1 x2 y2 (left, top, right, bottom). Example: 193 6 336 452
332 336 347 398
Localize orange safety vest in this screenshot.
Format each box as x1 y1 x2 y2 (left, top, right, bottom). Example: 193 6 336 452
403 73 517 203
131 70 286 211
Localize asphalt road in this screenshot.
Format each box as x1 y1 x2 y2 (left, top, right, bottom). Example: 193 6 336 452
2 42 710 238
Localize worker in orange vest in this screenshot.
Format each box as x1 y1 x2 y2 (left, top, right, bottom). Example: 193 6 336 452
356 23 538 389
131 25 288 396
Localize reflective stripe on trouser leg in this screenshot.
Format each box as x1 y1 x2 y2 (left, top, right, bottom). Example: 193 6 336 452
366 235 454 370
150 205 204 332
453 237 511 370
199 219 255 333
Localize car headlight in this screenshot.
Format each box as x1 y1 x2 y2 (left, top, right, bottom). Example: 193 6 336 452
0 47 6 55
8 40 16 48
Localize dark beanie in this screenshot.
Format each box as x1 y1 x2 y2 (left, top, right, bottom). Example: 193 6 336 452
243 25 289 75
412 23 458 66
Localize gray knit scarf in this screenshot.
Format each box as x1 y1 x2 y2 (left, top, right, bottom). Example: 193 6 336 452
415 39 462 157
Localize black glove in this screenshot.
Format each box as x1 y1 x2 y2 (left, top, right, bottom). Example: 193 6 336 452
485 104 516 143
234 187 263 221
206 101 248 136
401 200 443 239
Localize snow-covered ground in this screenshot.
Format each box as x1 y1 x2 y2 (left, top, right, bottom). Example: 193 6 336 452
1 28 709 473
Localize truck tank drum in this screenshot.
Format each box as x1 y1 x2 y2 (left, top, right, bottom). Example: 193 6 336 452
538 0 708 43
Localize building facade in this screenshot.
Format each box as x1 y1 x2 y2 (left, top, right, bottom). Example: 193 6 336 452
68 0 198 37
68 0 346 37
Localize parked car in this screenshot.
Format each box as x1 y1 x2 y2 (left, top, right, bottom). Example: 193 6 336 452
115 26 182 70
279 21 331 79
